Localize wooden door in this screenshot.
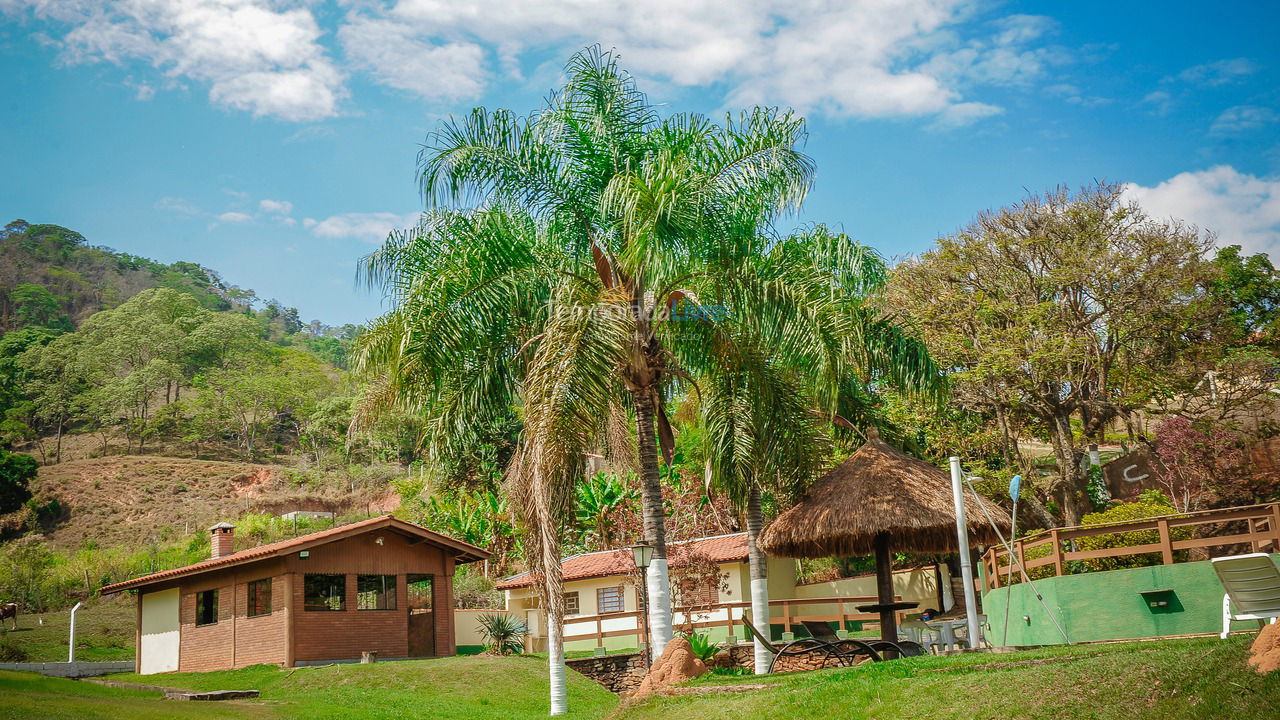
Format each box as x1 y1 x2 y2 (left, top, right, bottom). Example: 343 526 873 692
407 574 435 657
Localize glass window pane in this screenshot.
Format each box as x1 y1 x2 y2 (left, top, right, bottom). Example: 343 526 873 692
357 575 397 610
196 589 218 626
564 592 580 616
247 578 272 617
304 574 346 611
597 586 625 614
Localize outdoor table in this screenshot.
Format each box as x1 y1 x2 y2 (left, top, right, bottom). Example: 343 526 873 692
929 619 967 651
856 601 919 642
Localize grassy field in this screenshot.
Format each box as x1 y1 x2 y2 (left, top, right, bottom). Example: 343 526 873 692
0 594 134 662
613 636 1280 720
1 637 1276 719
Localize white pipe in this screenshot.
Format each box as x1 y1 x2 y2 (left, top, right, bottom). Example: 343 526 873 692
949 457 980 649
68 601 83 663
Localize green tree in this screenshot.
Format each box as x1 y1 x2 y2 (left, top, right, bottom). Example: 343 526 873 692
0 449 37 514
1210 245 1280 346
889 184 1222 524
7 284 72 331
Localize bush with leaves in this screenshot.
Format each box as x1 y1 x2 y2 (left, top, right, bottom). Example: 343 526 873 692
683 632 721 663
477 613 528 655
1076 491 1191 572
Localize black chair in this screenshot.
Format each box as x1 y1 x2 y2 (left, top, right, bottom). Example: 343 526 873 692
741 614 882 673
802 619 926 660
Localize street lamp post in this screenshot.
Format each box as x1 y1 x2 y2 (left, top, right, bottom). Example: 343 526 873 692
631 541 655 666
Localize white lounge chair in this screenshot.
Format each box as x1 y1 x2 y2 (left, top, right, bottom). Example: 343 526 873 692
1212 553 1280 639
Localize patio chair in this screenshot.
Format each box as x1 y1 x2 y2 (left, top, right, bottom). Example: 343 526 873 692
741 614 881 673
1212 553 1280 639
800 620 925 659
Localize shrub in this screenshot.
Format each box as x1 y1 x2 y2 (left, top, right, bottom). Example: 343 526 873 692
684 632 721 663
1076 493 1190 572
477 613 528 655
0 637 30 662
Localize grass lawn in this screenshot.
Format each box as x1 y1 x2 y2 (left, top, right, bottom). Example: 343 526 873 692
109 654 619 719
0 670 269 720
2 636 1276 719
613 636 1280 720
0 595 134 662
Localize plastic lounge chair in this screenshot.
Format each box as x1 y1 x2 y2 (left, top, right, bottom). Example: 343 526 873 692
799 620 885 663
740 614 881 673
1212 553 1280 639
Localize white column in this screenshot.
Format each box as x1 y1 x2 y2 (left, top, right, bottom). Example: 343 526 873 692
646 558 673 659
949 456 980 648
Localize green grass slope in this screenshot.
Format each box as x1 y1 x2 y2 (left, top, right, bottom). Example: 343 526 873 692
0 671 269 720
0 594 135 662
614 637 1280 720
111 655 618 720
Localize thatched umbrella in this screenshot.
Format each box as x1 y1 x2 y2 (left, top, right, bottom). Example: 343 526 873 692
759 428 1010 643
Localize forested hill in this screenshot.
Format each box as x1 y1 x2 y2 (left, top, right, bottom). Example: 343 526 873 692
0 218 343 338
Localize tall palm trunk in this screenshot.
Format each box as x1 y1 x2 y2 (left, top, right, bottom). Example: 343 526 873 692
745 482 770 673
547 603 567 715
633 390 673 659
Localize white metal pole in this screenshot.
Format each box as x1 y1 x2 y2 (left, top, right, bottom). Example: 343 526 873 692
68 601 83 663
949 457 980 648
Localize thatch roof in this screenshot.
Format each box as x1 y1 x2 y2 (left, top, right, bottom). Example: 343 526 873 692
759 430 1011 558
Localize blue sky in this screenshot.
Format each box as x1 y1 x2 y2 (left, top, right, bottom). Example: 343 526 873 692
2 1 1278 326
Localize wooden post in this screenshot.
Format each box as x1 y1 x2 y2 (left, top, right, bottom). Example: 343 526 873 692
783 600 792 636
1014 539 1026 581
989 550 1001 590
1271 504 1280 553
874 532 897 643
1157 518 1174 565
596 616 603 648
1050 529 1065 578
1249 518 1263 553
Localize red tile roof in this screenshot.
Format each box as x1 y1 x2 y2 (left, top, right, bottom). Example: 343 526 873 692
100 515 489 594
495 533 749 590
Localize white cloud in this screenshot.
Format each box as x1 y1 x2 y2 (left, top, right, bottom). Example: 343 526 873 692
339 16 485 101
216 211 253 223
1177 57 1259 87
1141 90 1174 116
20 0 344 121
1210 105 1278 137
1124 166 1280 257
345 1 1063 122
259 198 293 216
155 196 201 217
308 212 420 243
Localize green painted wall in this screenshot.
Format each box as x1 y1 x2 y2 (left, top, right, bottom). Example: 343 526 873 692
981 554 1279 646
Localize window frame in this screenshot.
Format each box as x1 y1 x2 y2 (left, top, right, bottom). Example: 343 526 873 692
303 573 347 612
564 591 580 617
407 574 433 613
246 577 272 618
356 574 398 611
195 588 218 626
596 585 625 615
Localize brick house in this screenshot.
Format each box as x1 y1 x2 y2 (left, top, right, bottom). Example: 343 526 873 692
101 515 489 674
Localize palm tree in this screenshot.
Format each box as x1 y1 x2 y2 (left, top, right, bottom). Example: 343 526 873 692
695 227 942 673
413 47 812 664
356 48 812 714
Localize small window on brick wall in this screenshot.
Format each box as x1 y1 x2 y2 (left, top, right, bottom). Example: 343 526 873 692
407 574 433 614
597 586 625 614
564 592 580 616
196 589 218 626
357 575 397 610
247 577 272 617
304 574 346 611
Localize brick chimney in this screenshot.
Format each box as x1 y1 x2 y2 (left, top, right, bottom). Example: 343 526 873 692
209 522 236 559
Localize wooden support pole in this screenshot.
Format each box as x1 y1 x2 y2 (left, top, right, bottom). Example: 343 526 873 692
874 532 897 643
1157 518 1174 565
1050 529 1065 578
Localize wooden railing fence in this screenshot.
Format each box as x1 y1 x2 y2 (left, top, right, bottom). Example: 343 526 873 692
982 502 1280 591
557 594 897 648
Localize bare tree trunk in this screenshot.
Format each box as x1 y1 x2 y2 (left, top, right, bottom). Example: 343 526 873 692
745 482 770 674
633 390 673 660
1048 411 1087 525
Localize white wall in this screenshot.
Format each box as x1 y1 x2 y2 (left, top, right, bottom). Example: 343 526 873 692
139 588 179 674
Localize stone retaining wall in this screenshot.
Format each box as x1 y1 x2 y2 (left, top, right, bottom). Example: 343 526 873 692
0 661 134 678
565 652 646 693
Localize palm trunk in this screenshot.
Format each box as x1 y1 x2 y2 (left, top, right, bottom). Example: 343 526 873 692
548 604 567 715
633 390 673 660
745 482 770 674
